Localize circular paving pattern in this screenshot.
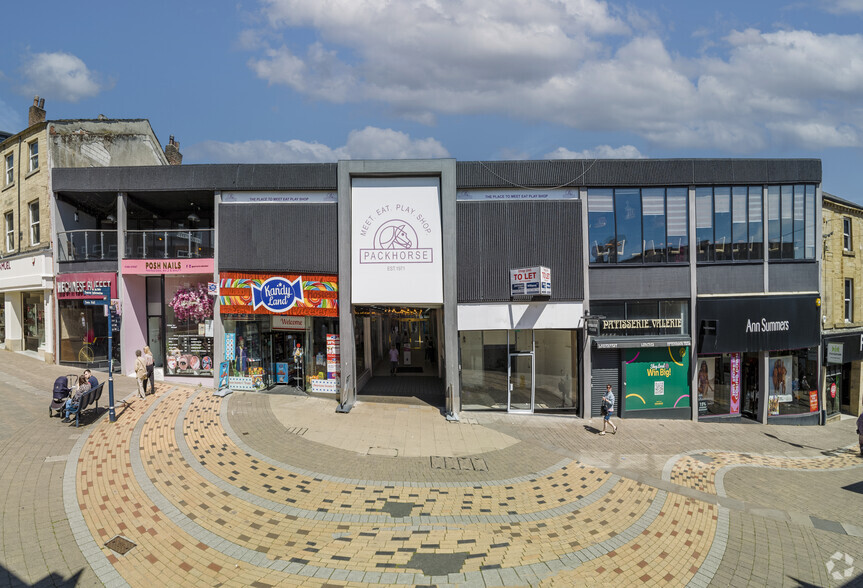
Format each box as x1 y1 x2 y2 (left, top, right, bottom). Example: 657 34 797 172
66 385 727 587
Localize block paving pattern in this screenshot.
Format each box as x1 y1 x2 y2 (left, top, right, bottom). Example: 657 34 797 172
67 385 729 586
665 447 863 496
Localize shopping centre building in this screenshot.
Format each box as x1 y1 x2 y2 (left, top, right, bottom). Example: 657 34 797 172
51 157 826 424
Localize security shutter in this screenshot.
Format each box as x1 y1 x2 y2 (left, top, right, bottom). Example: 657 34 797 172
591 348 620 417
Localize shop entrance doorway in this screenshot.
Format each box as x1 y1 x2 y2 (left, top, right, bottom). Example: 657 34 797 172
354 306 444 406
508 353 534 412
266 331 305 390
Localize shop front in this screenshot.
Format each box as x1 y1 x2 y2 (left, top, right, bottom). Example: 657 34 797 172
56 272 118 367
0 253 54 360
697 294 821 424
822 331 863 418
589 299 692 419
120 258 215 380
458 302 583 413
218 272 339 392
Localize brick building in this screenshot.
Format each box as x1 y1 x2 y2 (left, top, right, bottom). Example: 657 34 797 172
0 97 170 361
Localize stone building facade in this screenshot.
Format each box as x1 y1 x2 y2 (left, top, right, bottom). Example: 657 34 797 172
0 97 171 361
821 192 863 418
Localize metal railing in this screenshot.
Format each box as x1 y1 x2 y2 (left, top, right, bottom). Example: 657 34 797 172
57 230 119 262
125 229 214 259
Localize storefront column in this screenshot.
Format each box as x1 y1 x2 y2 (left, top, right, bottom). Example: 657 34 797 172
213 191 222 390
851 361 863 416
759 351 770 424
43 289 54 362
5 292 23 351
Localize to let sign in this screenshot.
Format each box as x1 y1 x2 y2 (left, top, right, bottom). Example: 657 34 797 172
510 266 551 297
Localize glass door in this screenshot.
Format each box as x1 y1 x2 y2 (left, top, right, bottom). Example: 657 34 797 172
508 353 534 413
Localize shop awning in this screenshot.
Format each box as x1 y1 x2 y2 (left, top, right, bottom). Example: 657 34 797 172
593 337 691 349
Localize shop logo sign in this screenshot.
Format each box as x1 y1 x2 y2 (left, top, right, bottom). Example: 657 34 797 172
358 205 434 264
825 552 854 581
252 276 304 313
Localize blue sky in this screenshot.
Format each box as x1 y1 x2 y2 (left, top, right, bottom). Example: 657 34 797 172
1 0 861 200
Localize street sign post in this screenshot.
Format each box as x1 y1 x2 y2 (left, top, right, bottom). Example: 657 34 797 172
83 287 116 422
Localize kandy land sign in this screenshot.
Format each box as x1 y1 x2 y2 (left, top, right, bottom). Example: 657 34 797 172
510 266 551 296
622 347 690 412
351 177 443 304
219 272 338 317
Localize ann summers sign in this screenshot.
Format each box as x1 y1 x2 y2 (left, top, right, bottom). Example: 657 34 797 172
697 295 819 354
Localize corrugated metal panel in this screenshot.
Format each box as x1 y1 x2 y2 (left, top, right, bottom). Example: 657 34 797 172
218 204 338 273
591 349 620 417
768 262 819 293
696 264 764 295
456 159 821 189
589 266 690 299
456 201 583 302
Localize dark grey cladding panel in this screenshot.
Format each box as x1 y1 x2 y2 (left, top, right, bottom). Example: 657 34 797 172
58 261 117 274
588 265 690 299
768 262 819 293
218 203 338 273
457 201 583 302
696 264 765 295
457 159 821 188
53 164 338 193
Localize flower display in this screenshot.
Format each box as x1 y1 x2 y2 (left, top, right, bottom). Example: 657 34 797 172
168 283 214 323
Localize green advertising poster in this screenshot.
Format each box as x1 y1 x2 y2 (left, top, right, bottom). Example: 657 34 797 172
623 347 690 411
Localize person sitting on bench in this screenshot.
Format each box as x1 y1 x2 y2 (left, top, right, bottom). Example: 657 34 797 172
62 375 91 423
83 369 98 391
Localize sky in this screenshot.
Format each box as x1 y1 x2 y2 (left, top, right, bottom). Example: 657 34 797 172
0 0 861 200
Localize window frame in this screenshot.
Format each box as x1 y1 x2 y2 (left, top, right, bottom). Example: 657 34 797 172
4 212 13 252
845 278 854 323
28 141 38 172
4 153 12 186
843 217 852 252
28 201 40 245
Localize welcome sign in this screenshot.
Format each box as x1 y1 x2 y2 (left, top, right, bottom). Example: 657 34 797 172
219 272 338 316
351 177 443 304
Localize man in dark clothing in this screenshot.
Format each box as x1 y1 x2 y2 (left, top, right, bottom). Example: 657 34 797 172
83 369 98 391
857 413 863 457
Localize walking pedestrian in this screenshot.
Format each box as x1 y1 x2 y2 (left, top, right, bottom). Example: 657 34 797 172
857 412 863 457
143 346 155 395
600 384 618 435
134 349 147 399
389 344 399 376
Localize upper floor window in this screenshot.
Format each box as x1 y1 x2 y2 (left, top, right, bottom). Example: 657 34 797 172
768 184 816 260
28 141 38 172
4 153 12 185
588 187 689 264
843 217 852 251
697 186 763 262
28 201 40 245
845 278 854 323
4 212 13 252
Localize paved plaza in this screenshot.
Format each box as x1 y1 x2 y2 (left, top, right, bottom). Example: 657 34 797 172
1 351 862 587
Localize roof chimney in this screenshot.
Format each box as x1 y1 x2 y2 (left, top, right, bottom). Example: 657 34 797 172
28 96 46 126
165 135 183 166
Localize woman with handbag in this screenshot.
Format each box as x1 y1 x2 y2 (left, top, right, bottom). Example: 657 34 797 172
134 349 147 399
600 384 618 435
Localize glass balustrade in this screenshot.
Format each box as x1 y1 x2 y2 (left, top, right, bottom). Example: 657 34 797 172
124 229 214 259
57 230 119 262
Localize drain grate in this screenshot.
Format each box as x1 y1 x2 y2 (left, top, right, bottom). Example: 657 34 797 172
105 535 136 555
430 456 487 471
285 427 307 436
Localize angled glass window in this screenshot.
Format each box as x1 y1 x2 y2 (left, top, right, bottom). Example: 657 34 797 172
805 186 815 259
793 185 805 259
666 188 689 262
588 189 615 263
731 187 748 260
748 187 763 260
695 187 713 262
713 188 732 261
844 217 852 251
614 189 642 263
767 185 781 259
780 185 794 258
642 188 665 263
28 141 38 172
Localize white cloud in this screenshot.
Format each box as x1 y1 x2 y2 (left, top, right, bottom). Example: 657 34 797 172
185 126 449 163
0 98 21 133
244 1 863 151
20 52 108 102
821 0 863 13
546 145 645 159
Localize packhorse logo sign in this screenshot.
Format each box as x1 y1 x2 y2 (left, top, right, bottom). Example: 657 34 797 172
360 214 434 264
252 276 304 313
